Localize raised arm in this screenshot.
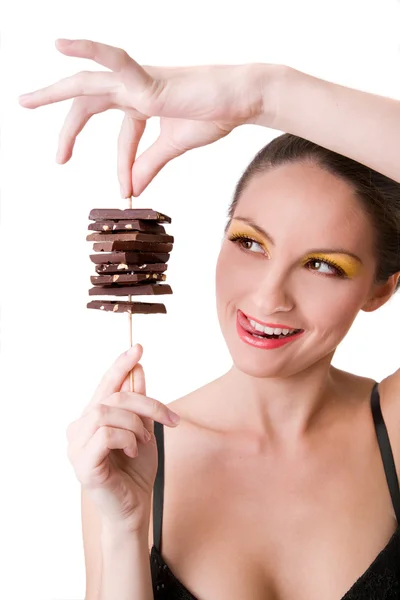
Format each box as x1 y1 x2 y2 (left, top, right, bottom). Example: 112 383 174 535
19 39 400 195
255 66 400 183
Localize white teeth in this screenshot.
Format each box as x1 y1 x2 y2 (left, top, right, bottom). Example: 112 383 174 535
248 317 296 336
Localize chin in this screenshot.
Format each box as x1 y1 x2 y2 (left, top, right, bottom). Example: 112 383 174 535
222 327 300 379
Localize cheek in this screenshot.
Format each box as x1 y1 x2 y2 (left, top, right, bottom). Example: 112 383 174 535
303 282 366 338
215 245 251 301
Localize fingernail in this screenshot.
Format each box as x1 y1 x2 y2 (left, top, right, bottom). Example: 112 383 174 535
167 409 180 424
144 429 151 442
120 185 129 198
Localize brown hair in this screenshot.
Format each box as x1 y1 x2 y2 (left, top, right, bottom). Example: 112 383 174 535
226 133 400 292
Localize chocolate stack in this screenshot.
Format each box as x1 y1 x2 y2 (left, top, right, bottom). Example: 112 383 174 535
86 208 173 314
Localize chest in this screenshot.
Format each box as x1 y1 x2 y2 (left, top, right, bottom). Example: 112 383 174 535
157 417 398 600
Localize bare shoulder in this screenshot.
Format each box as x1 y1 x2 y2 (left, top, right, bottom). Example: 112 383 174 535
377 367 400 447
380 366 400 394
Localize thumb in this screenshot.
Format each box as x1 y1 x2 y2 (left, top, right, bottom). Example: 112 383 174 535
85 343 143 413
121 359 154 434
132 134 186 196
121 361 146 395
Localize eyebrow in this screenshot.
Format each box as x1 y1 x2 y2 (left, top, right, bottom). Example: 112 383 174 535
231 216 363 264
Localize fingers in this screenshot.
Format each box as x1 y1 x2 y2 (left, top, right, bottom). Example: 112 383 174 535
103 390 179 429
19 70 118 108
86 344 143 412
117 115 146 198
69 404 151 448
132 362 146 396
85 426 139 470
19 39 154 109
55 39 151 87
132 134 185 196
56 96 109 163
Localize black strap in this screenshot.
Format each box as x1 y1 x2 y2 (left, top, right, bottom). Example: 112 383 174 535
153 420 164 552
371 381 400 525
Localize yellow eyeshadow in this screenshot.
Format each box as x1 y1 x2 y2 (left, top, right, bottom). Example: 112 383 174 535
302 254 361 278
227 224 268 248
228 221 362 278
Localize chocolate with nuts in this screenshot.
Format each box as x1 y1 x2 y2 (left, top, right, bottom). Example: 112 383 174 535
87 300 167 314
89 208 171 223
91 273 166 285
88 220 166 233
95 262 168 274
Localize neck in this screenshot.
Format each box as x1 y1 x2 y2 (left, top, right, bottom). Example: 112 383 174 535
219 352 344 447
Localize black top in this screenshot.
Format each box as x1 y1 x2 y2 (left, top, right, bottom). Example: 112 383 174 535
150 382 400 599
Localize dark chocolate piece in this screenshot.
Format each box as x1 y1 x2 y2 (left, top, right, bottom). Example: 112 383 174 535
89 251 170 265
87 232 174 243
89 283 173 297
88 220 166 233
93 241 173 253
87 300 167 314
91 273 166 285
95 262 168 274
89 209 171 223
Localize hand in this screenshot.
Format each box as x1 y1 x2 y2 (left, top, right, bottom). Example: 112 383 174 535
66 344 180 532
19 39 275 197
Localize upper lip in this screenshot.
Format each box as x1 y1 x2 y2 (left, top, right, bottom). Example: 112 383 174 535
241 310 302 330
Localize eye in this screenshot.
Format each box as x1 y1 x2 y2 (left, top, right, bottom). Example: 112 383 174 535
305 258 347 278
228 234 266 255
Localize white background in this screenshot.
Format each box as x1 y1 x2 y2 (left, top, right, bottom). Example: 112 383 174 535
1 1 400 598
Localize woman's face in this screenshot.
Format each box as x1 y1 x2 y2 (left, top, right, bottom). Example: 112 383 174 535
215 161 379 378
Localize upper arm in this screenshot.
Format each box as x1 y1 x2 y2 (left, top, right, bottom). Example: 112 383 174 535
81 488 155 600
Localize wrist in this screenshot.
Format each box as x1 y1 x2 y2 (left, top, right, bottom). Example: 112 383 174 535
101 512 150 542
247 63 290 130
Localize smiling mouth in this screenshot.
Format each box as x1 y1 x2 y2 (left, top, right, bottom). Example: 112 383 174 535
238 310 303 339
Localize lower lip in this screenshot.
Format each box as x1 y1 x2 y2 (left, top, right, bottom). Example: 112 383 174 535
236 312 304 350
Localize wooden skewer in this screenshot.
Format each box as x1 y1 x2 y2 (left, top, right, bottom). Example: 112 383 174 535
128 195 134 392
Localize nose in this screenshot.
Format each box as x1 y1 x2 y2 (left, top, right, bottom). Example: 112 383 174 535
250 267 294 315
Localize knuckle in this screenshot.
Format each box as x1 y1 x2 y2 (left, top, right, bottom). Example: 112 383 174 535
92 403 108 425
150 397 162 418
108 391 122 406
130 413 142 430
99 425 113 445
117 48 130 66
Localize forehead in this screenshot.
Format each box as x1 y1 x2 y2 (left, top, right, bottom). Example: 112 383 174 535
234 162 374 250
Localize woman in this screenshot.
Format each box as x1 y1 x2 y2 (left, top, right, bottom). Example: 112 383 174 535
20 39 400 600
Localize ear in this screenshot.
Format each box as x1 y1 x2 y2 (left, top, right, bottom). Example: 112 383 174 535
361 272 400 312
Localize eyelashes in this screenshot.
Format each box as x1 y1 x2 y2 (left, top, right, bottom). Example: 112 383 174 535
227 233 348 279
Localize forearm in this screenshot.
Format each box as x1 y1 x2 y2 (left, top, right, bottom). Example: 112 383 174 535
256 65 400 183
100 524 153 600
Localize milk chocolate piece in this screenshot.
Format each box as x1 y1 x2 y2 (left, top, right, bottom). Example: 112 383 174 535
90 251 170 265
91 273 166 285
93 241 173 253
87 300 167 314
89 283 173 297
95 262 168 274
88 220 166 233
89 209 171 223
87 232 174 243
